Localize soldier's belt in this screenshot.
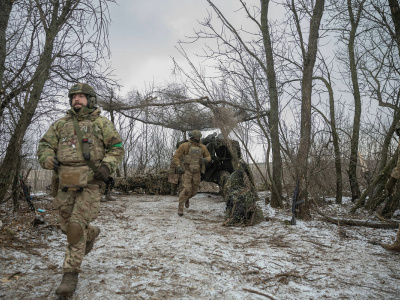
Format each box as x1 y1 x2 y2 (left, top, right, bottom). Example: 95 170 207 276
61 183 101 192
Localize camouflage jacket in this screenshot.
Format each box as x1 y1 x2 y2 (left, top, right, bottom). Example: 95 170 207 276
172 141 211 168
37 107 124 176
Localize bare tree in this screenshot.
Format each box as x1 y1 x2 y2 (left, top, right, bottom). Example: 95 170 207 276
283 0 326 218
350 0 400 215
0 0 116 203
347 0 367 201
388 0 400 55
0 0 13 95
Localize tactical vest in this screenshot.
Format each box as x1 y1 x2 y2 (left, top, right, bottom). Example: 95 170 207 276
57 116 105 166
184 143 203 173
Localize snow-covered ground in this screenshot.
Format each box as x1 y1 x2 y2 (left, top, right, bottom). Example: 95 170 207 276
1 192 400 299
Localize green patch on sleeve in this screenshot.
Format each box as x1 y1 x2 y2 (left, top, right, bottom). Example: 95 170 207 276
112 142 123 148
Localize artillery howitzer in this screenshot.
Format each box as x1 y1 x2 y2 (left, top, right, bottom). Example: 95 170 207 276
201 133 241 187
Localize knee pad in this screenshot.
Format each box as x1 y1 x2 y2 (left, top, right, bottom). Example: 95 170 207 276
67 222 84 245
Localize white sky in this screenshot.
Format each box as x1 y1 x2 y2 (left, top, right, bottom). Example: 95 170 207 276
107 0 266 94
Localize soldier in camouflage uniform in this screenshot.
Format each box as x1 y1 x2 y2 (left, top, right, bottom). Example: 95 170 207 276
172 130 211 216
37 83 124 297
223 164 264 226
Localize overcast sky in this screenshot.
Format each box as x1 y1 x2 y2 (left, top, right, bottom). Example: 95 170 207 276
107 0 259 94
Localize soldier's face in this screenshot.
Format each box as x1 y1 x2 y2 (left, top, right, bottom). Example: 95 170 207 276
72 93 88 109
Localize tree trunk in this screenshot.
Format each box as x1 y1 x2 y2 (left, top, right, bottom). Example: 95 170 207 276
315 76 342 204
388 0 400 56
369 109 400 200
381 186 400 218
351 154 396 213
0 5 60 203
0 0 12 84
12 155 22 211
296 0 325 219
347 0 366 201
378 110 400 173
260 0 283 208
0 0 13 117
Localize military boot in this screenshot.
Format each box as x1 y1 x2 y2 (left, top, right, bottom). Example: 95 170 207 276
85 226 100 255
178 202 184 216
101 193 116 202
382 227 400 252
55 272 79 297
105 194 116 201
185 199 190 208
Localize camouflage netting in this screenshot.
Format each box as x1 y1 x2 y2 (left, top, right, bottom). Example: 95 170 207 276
114 173 171 195
223 168 264 227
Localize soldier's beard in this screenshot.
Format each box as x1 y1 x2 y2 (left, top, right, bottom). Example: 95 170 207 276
73 104 86 112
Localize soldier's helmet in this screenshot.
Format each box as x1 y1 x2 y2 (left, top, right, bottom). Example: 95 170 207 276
189 130 202 142
68 83 97 109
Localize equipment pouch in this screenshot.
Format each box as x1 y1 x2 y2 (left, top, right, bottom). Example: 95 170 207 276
189 164 200 173
59 165 90 188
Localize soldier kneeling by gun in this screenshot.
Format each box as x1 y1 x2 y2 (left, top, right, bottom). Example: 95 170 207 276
172 130 211 216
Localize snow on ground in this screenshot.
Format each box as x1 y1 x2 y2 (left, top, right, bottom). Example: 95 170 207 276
1 191 400 299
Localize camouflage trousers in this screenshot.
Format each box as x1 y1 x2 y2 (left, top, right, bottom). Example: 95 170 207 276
53 185 101 273
178 171 201 208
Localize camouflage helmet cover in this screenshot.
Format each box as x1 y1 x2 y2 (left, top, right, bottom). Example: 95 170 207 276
189 130 202 139
68 83 97 108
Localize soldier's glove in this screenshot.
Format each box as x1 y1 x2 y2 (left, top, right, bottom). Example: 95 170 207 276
94 165 110 181
176 165 185 174
386 177 397 194
44 156 60 170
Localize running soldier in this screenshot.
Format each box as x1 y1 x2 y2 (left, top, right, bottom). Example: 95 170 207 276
172 130 211 216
